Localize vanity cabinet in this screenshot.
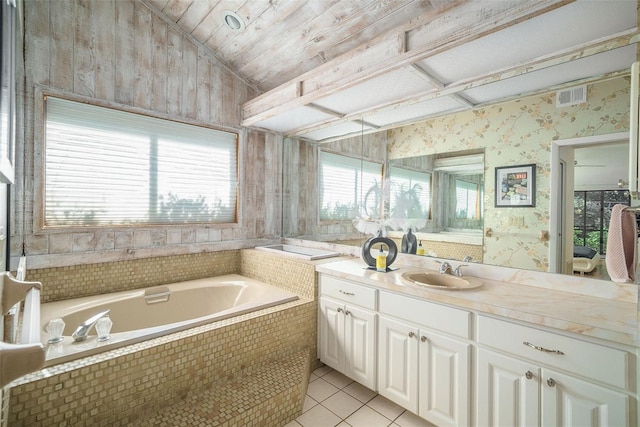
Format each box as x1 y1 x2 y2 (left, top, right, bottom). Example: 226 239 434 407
377 291 471 427
318 276 377 390
477 315 632 427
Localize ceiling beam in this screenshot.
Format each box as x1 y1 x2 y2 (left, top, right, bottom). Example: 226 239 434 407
241 0 573 127
280 29 640 139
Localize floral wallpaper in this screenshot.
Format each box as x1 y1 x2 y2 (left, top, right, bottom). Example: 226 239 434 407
388 77 630 271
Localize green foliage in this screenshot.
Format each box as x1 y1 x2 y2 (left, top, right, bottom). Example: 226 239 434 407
158 193 214 222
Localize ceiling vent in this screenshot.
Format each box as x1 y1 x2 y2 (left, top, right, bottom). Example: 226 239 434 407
556 85 587 108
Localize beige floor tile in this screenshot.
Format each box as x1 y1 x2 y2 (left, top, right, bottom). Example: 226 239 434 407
394 410 437 427
367 395 404 421
322 370 354 389
306 378 340 402
303 395 319 412
343 381 377 403
345 405 392 427
312 365 334 377
322 390 364 419
283 421 303 427
296 404 342 427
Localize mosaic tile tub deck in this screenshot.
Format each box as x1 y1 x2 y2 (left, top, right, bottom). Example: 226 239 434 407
5 249 319 426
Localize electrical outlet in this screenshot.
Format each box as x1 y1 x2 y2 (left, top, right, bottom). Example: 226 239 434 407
508 216 525 226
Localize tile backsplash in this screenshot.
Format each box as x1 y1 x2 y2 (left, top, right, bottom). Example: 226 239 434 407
24 250 241 303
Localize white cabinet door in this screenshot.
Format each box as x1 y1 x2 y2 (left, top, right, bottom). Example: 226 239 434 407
419 330 471 427
319 298 345 371
541 368 630 427
345 305 377 390
378 315 419 413
477 348 540 427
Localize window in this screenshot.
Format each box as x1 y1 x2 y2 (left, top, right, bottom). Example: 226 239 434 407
573 189 630 254
44 96 238 227
455 178 479 219
387 166 430 220
319 152 383 221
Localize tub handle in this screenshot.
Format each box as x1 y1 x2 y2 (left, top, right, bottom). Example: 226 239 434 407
144 287 171 304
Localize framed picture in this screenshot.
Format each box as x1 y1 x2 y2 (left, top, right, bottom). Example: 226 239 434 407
495 164 536 207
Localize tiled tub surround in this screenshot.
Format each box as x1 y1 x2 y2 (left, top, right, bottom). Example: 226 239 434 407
6 249 320 426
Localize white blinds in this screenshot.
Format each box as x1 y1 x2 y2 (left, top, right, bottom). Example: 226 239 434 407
319 151 383 220
44 96 238 226
388 167 431 218
455 179 479 219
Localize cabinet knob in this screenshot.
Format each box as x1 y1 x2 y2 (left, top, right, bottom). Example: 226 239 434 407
546 378 556 388
420 336 428 342
345 310 351 316
408 331 416 338
525 371 533 380
337 307 343 313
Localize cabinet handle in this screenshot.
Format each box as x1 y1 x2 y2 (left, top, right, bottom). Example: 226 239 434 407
523 341 565 355
408 331 416 338
345 310 351 316
420 336 428 343
337 307 344 313
339 290 355 296
547 378 556 388
525 371 533 380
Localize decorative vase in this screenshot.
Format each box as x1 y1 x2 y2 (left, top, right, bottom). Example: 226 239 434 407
362 236 397 271
401 227 417 254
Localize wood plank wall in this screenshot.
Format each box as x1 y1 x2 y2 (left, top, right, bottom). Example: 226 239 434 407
14 0 282 269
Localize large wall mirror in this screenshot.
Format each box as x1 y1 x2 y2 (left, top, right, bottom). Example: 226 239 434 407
282 76 631 282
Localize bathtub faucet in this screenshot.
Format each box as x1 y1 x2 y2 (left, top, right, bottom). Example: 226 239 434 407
71 309 111 342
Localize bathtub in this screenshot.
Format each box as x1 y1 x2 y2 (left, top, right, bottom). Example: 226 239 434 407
39 274 299 365
255 244 340 260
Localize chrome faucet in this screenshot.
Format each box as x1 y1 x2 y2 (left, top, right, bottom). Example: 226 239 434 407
438 261 467 277
71 309 110 342
438 261 453 275
462 255 473 262
453 264 467 277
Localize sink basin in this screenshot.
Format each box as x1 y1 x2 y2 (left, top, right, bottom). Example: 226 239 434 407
400 271 483 290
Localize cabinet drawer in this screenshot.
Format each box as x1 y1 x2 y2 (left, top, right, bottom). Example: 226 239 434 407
319 275 377 310
379 291 470 338
477 315 629 390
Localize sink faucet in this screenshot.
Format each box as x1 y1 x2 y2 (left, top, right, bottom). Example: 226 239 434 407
438 261 453 275
438 261 467 277
453 264 467 277
462 255 473 262
71 309 110 342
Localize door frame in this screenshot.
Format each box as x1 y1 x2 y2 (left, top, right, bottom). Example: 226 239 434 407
549 132 628 274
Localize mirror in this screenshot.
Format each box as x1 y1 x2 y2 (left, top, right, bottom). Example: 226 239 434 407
282 76 630 281
384 151 484 262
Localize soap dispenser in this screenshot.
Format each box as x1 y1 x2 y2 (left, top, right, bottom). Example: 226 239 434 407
376 245 387 272
416 240 425 255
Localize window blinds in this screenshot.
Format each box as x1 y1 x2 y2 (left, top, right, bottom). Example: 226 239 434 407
44 96 238 226
319 151 383 220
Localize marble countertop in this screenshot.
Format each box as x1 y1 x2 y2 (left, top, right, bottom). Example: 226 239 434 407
316 259 640 348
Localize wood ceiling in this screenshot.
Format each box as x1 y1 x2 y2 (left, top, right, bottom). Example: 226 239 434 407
143 0 640 142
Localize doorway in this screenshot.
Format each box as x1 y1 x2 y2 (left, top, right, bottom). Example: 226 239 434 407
549 132 629 277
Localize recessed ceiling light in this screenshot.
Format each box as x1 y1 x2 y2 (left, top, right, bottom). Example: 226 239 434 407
223 11 245 31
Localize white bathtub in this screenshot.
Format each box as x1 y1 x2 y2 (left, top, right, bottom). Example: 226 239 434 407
39 274 299 365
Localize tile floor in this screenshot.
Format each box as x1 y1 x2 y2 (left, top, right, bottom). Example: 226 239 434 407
284 366 436 427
